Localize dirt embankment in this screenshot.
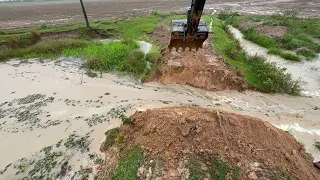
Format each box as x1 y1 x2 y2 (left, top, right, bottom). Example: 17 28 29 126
101 107 319 179
150 26 248 92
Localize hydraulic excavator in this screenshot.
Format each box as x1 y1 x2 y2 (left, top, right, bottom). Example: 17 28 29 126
169 0 209 51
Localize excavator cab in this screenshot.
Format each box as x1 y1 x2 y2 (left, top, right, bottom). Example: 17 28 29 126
169 0 209 51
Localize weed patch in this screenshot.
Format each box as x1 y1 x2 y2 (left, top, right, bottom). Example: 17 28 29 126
296 48 317 60
7 31 40 48
188 156 239 180
243 27 278 49
268 48 301 61
64 41 147 77
101 128 121 151
111 147 144 180
212 16 301 95
0 39 87 61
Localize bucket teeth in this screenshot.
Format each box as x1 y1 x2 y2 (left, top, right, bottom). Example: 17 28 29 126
168 39 206 51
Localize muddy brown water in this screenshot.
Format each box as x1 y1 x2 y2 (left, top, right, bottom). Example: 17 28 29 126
0 57 320 179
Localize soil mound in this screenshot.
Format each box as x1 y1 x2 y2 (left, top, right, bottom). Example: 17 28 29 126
123 107 319 180
150 26 248 92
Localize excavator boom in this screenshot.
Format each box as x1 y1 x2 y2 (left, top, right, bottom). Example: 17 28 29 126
169 0 208 51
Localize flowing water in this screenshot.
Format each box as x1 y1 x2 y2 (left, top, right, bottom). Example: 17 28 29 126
0 57 320 178
229 26 320 97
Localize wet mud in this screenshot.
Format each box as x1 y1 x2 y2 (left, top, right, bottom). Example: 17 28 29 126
0 58 320 179
0 0 319 29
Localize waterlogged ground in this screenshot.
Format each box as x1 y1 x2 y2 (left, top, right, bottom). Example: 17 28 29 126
0 0 319 29
0 58 320 179
229 26 320 97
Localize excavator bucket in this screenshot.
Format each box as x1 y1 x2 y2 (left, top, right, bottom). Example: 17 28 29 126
169 19 209 51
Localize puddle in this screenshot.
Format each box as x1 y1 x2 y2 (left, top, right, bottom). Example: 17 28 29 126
229 26 320 97
0 58 319 178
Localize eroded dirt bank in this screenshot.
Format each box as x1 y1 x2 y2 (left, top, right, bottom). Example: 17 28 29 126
0 59 320 179
98 107 319 179
151 26 248 92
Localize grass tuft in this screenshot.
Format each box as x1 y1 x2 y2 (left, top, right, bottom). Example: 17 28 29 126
101 128 121 151
64 41 147 77
243 27 278 49
268 48 301 61
296 48 317 60
188 156 239 180
111 147 144 180
7 31 41 49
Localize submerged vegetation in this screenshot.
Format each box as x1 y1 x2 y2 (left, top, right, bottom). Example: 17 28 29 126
221 12 320 61
211 16 301 95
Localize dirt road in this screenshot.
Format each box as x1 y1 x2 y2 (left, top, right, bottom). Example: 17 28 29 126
0 0 319 29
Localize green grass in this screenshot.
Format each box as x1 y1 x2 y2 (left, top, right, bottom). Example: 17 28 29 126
0 15 165 81
211 16 301 95
296 48 318 60
111 147 144 180
91 14 163 40
243 27 278 49
188 156 239 180
268 48 301 61
221 13 320 60
63 40 148 77
0 39 88 61
0 14 163 45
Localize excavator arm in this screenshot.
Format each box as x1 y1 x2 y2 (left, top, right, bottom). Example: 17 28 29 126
169 0 208 51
